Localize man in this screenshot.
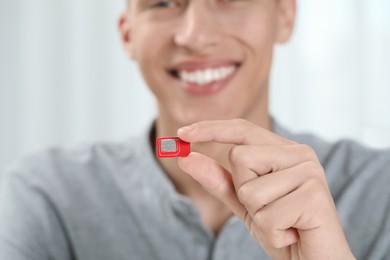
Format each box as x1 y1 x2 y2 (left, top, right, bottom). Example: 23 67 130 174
0 0 388 259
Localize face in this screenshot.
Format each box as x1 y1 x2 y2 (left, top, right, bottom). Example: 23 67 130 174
120 0 295 127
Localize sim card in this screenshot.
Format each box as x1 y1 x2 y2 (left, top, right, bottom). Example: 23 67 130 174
156 137 191 158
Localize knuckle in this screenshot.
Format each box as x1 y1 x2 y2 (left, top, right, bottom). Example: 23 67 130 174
228 145 247 165
302 179 329 205
301 160 325 178
304 178 321 193
237 184 251 202
252 213 282 248
233 118 253 140
253 210 267 229
297 144 318 162
238 183 268 213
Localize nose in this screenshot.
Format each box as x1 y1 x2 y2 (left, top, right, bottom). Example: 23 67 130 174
174 2 222 52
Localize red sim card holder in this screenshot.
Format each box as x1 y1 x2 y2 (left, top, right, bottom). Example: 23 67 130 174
156 137 191 158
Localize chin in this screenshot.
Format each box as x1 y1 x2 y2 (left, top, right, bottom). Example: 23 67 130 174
157 93 251 127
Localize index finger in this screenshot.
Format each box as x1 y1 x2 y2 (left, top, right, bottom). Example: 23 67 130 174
177 119 293 145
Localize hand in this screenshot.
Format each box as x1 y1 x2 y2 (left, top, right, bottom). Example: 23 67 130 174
177 119 355 260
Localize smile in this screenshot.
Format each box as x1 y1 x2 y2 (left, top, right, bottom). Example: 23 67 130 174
177 65 237 86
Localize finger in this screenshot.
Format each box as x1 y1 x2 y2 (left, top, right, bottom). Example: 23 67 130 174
227 144 321 199
252 180 335 251
177 152 247 220
236 161 325 218
228 143 319 177
177 119 294 146
255 185 351 259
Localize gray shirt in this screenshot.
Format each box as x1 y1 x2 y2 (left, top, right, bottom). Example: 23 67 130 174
1 122 389 260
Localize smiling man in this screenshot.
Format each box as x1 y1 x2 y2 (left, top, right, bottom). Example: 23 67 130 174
1 0 389 259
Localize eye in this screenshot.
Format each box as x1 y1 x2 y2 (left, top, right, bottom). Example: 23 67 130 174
151 0 178 8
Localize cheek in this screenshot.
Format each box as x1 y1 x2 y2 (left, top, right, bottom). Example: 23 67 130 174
132 25 172 88
239 19 276 81
218 4 278 44
132 20 172 60
132 29 155 62
243 25 276 55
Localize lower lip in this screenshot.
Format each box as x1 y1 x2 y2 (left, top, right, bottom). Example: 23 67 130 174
174 68 238 96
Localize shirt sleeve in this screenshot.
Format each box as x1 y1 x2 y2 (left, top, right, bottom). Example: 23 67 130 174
0 167 50 260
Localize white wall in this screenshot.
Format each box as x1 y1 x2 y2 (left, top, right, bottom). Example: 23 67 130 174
270 0 390 148
1 0 389 173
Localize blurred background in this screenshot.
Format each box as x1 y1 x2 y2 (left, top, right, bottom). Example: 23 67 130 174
1 0 389 174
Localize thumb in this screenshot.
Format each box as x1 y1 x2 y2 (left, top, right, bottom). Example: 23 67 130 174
178 152 247 220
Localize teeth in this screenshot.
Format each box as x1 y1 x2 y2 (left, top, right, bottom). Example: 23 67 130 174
178 65 236 85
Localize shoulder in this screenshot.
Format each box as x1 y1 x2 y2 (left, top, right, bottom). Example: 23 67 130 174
275 122 390 258
274 121 390 202
289 133 390 184
274 121 390 181
1 135 151 201
0 134 159 260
